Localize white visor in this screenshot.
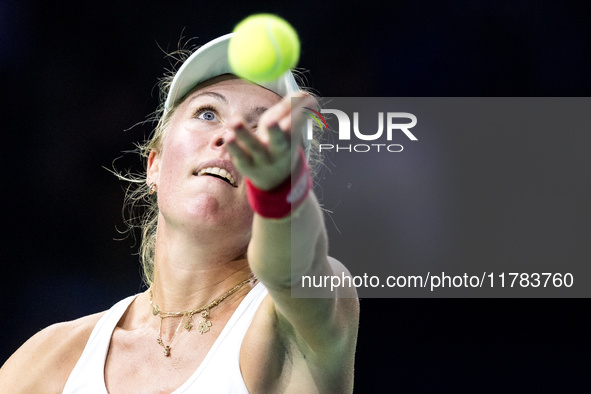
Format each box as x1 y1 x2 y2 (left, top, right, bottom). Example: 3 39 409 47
164 33 300 110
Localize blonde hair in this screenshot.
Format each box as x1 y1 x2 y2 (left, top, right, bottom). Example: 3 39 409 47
117 48 322 287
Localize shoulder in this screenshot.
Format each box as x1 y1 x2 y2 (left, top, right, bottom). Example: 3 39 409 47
0 312 105 394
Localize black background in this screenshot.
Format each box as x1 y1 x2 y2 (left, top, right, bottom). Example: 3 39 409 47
2 0 590 392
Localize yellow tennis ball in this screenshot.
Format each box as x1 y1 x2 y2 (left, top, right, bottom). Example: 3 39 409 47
228 14 300 83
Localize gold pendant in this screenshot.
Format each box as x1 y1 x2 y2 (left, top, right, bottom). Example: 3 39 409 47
152 305 159 315
197 310 212 334
184 315 193 331
163 345 171 357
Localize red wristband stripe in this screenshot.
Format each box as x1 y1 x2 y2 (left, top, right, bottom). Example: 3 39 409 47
246 148 312 219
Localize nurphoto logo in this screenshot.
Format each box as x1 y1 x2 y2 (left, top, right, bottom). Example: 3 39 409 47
303 106 418 153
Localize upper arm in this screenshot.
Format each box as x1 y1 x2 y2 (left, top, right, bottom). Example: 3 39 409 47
0 313 103 394
242 256 359 393
271 256 359 361
247 193 359 389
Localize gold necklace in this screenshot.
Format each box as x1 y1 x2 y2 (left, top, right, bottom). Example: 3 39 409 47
148 275 256 357
156 317 184 357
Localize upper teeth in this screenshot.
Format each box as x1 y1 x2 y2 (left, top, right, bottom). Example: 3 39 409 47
197 167 236 186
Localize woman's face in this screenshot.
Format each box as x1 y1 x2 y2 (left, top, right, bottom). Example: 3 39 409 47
147 74 282 237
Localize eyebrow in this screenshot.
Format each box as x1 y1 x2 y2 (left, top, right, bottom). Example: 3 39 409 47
190 91 228 103
190 91 268 123
245 106 268 124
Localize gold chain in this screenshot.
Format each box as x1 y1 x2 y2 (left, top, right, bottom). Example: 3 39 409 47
148 275 256 357
156 316 184 357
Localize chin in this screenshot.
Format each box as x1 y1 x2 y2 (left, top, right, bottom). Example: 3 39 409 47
183 194 253 229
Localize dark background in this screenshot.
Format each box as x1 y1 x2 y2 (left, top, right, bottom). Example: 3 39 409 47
2 0 589 392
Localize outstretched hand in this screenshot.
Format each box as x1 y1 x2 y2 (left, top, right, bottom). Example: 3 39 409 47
225 93 316 191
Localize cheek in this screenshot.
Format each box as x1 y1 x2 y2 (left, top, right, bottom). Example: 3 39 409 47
159 131 204 177
167 128 203 156
217 186 255 220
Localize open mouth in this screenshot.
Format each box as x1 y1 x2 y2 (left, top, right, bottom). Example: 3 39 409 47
195 167 237 187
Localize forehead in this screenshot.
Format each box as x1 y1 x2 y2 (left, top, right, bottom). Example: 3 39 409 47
180 74 282 108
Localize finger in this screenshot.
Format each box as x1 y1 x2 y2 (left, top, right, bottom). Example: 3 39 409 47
232 121 271 163
225 139 254 169
257 94 316 156
267 123 291 156
260 95 294 129
271 94 316 130
279 95 317 144
278 115 293 135
290 95 319 128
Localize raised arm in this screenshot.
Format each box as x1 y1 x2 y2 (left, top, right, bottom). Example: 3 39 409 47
225 94 359 390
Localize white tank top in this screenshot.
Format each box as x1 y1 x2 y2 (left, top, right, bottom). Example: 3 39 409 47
63 283 267 393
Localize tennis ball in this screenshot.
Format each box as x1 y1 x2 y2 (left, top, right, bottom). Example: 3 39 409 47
228 14 300 83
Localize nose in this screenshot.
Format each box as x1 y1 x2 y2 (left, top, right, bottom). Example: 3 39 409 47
214 135 225 147
213 117 245 149
212 124 235 149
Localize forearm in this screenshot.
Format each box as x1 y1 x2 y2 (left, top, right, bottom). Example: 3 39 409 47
247 192 329 289
226 92 328 287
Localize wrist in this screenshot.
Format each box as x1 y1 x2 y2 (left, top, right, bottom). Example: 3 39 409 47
246 148 312 219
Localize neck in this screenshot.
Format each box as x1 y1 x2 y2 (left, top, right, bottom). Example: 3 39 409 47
149 213 253 312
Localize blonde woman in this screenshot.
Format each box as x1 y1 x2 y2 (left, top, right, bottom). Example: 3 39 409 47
0 34 359 393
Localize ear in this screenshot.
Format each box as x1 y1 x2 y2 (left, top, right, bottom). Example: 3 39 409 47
147 150 161 186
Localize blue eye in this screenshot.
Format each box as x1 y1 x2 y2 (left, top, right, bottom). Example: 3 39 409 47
194 106 218 121
198 110 216 121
